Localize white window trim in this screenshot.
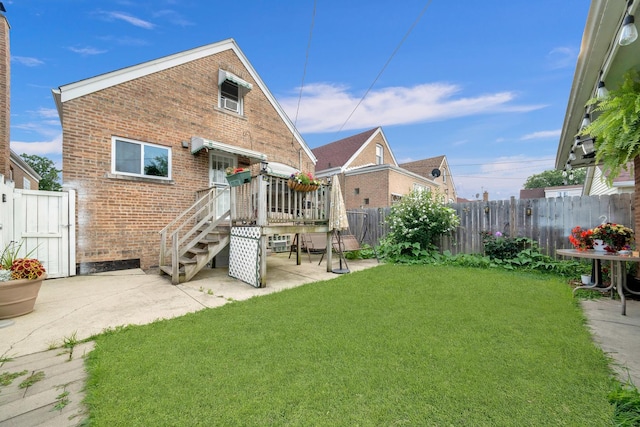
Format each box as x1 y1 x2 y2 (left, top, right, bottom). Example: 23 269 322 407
375 144 383 165
111 136 172 180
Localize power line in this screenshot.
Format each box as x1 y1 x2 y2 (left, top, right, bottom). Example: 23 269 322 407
335 0 434 134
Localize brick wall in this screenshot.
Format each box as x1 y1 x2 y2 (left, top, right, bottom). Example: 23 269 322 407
10 161 39 190
62 48 313 271
350 132 389 167
343 167 438 210
0 15 10 179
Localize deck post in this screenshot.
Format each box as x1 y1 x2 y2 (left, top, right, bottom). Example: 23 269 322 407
258 175 268 287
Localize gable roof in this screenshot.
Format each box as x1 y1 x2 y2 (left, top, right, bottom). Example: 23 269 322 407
312 127 397 172
399 156 445 178
51 38 316 164
9 150 41 182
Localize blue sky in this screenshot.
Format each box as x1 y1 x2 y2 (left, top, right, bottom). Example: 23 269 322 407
6 0 590 200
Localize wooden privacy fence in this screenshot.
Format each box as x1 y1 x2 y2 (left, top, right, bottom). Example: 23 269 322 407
347 194 635 258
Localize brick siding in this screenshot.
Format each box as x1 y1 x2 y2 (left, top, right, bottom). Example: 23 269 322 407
62 48 313 270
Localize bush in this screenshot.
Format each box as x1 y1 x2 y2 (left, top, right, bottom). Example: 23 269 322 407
481 231 527 260
381 190 459 258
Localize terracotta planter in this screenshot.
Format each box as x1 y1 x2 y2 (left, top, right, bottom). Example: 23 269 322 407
0 275 46 319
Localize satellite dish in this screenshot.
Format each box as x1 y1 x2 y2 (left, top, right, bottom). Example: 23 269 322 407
431 168 441 178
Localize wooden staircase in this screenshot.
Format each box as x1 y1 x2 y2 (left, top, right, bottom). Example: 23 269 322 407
159 187 231 284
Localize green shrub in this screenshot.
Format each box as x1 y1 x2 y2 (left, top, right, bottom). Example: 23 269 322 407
381 190 459 258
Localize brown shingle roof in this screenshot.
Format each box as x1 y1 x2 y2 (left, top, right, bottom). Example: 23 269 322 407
399 156 445 178
312 127 379 171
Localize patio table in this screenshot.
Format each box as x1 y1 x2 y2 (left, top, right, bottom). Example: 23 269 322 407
557 249 640 315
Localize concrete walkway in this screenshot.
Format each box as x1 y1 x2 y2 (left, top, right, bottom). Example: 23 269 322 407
1 254 640 426
0 252 379 426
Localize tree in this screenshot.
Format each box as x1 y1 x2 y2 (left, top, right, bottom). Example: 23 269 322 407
523 169 586 189
20 154 62 191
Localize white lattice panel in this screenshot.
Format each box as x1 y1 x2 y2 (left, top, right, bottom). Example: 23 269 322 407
229 227 262 287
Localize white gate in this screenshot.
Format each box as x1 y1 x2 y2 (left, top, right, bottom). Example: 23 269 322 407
12 189 76 278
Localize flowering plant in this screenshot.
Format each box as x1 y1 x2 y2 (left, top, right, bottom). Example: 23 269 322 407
0 241 46 282
590 222 634 252
289 171 321 186
225 167 247 176
568 226 593 251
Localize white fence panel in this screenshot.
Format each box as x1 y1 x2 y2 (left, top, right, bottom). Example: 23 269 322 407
0 174 14 251
13 189 76 278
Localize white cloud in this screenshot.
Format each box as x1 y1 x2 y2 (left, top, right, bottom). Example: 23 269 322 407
281 82 546 133
101 11 155 29
36 108 59 119
520 129 561 140
452 155 556 200
68 46 108 56
546 47 577 70
11 56 44 67
11 134 62 156
153 10 194 27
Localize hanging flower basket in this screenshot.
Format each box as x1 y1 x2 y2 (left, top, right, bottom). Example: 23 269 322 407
287 179 319 192
225 170 251 187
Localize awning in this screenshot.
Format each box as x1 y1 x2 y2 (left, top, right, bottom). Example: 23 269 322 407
190 137 267 162
218 69 252 91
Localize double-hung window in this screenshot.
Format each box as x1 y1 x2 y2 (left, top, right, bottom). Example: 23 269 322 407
112 137 171 180
375 144 383 165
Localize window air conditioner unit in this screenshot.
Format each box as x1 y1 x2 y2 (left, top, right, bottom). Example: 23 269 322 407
221 97 239 112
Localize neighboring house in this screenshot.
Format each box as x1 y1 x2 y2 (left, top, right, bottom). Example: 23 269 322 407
556 0 640 232
519 188 546 199
9 150 41 190
312 127 440 209
583 163 634 195
400 155 458 203
52 38 317 276
520 185 582 199
543 185 582 198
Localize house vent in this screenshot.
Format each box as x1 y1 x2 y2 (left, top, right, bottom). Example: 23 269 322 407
221 97 239 113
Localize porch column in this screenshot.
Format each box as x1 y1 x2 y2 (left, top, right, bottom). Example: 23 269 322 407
258 175 267 287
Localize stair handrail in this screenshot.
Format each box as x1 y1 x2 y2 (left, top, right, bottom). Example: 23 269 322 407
159 186 229 269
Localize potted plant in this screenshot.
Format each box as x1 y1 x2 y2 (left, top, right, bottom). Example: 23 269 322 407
590 223 634 253
225 167 251 187
0 241 47 319
568 226 593 251
288 171 321 192
583 69 640 184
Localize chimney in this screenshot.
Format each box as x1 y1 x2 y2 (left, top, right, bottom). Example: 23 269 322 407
482 191 489 202
0 5 9 179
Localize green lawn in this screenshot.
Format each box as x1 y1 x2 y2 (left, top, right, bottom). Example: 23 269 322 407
85 265 615 426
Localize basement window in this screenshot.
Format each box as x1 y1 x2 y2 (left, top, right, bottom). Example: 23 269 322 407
112 137 171 180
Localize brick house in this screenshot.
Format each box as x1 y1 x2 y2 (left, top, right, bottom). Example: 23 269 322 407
313 127 445 209
9 150 41 190
400 155 457 203
52 39 319 277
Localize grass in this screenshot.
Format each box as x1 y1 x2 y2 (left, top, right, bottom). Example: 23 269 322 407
85 265 615 426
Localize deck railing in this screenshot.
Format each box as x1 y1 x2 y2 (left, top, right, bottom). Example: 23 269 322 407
232 173 329 226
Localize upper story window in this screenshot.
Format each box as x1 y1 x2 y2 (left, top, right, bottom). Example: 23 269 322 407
413 183 430 193
23 177 31 190
442 167 447 183
375 144 383 165
112 137 171 180
218 69 252 115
